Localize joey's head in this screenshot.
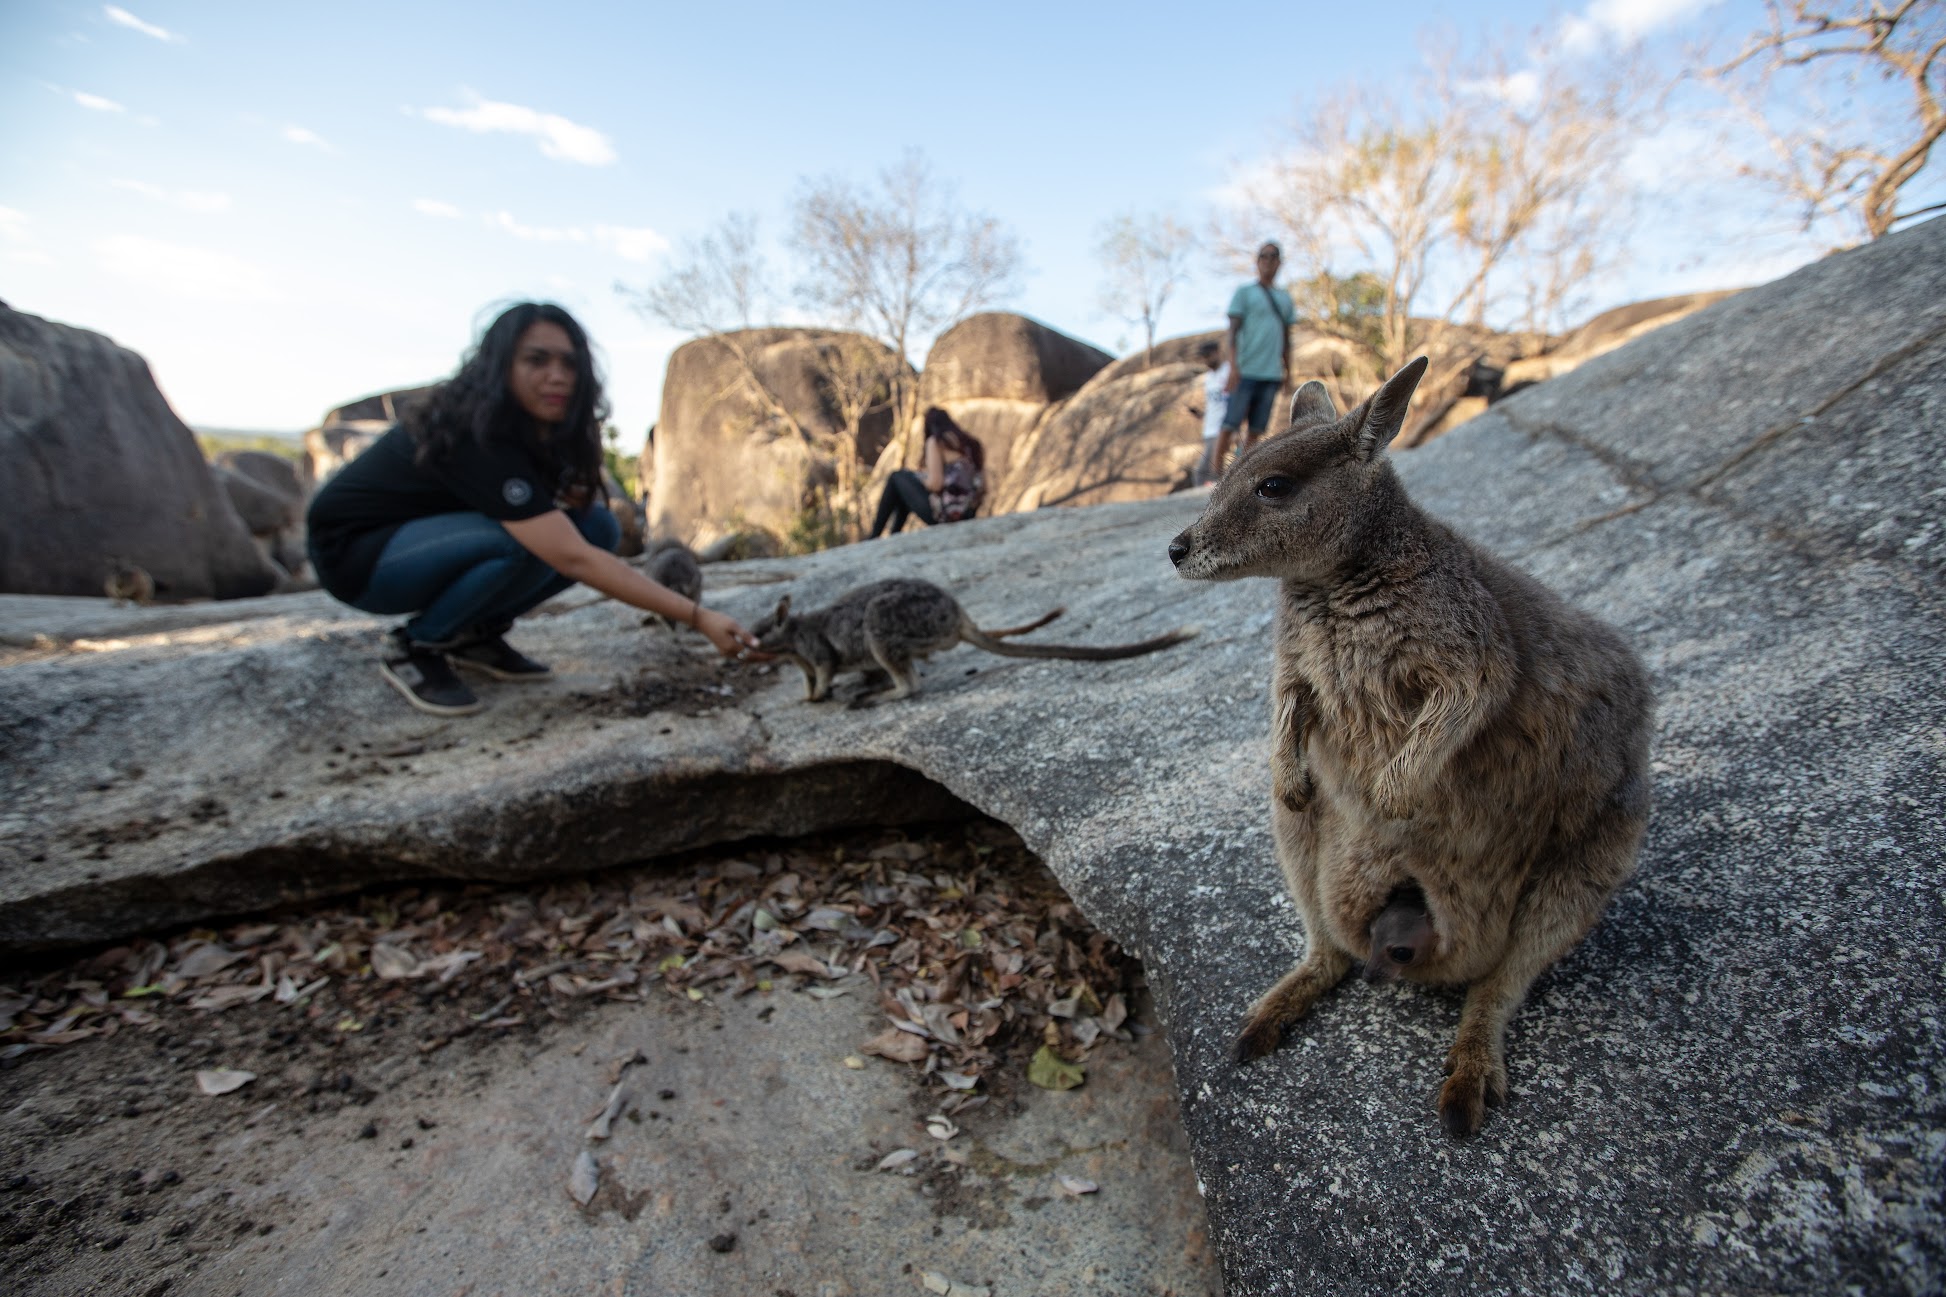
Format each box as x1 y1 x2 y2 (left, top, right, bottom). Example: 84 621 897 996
1364 884 1438 982
750 595 801 657
1168 357 1429 584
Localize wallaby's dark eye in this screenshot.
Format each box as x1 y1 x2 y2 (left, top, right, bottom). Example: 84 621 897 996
1388 945 1415 964
1256 475 1297 500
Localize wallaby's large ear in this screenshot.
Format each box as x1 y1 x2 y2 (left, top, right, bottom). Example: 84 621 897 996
1347 357 1429 462
773 595 792 623
1288 380 1337 429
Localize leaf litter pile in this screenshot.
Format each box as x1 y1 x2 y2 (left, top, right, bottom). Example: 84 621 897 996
1 820 1145 1107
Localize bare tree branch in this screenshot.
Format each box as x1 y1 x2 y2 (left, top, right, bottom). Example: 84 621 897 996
1701 0 1945 240
1226 37 1647 442
1095 213 1197 361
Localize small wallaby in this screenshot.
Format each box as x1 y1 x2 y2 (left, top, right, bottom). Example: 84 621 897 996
751 578 1190 702
103 559 155 606
1168 357 1653 1137
641 539 703 632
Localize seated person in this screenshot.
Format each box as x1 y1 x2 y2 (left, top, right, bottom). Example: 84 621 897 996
869 406 985 537
306 301 760 716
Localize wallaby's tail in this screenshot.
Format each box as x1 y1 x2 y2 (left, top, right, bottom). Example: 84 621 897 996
960 617 1196 661
981 607 1065 640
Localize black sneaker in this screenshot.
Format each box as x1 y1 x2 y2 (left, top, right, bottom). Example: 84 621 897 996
450 630 552 681
379 631 483 716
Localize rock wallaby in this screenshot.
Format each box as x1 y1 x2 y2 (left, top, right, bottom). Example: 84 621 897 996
1168 357 1653 1137
640 539 703 632
751 578 1193 702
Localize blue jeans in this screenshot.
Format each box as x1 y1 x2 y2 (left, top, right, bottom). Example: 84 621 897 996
1222 376 1282 435
351 507 620 646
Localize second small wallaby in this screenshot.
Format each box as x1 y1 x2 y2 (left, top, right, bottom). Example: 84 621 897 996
751 577 1193 702
1168 357 1653 1137
640 539 703 632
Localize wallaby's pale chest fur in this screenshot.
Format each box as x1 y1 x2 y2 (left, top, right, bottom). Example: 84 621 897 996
1169 358 1652 1137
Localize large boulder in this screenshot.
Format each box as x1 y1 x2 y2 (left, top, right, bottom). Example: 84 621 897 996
1079 329 1226 389
1501 290 1741 395
650 328 908 546
302 422 387 488
0 303 280 601
996 363 1204 513
322 384 436 428
214 450 309 580
917 312 1112 407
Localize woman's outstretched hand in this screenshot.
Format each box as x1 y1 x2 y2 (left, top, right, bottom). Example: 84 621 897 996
696 607 768 662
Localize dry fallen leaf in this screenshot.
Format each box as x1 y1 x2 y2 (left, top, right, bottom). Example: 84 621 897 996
195 1068 256 1096
370 944 418 979
860 1028 928 1064
875 1148 920 1172
1056 1174 1099 1197
568 1150 600 1206
586 1083 628 1141
925 1115 959 1141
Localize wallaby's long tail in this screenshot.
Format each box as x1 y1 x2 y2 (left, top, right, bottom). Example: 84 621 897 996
982 607 1065 639
960 617 1197 661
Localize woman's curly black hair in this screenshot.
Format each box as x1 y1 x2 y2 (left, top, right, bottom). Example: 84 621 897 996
406 302 608 495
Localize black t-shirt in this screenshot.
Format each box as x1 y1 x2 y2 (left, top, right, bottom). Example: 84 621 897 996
305 423 558 603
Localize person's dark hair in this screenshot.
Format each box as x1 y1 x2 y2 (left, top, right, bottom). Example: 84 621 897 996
1258 241 1282 257
407 301 608 495
922 406 983 470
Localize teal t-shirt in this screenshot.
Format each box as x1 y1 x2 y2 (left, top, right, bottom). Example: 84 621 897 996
1227 282 1296 380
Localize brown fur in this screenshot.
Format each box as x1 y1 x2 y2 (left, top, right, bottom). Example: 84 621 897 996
751 578 1192 703
1168 358 1653 1137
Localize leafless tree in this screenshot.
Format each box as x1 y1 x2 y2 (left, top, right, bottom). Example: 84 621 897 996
617 211 811 440
1704 0 1945 242
619 213 904 546
1229 39 1650 442
790 149 1022 467
1095 212 1197 362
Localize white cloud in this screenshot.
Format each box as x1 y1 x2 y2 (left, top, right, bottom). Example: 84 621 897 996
1563 0 1718 51
412 198 462 219
1460 71 1542 110
0 207 30 241
482 212 669 262
419 93 617 166
111 179 232 213
73 90 126 113
103 5 183 42
95 234 278 303
594 224 668 262
488 210 590 245
283 125 332 151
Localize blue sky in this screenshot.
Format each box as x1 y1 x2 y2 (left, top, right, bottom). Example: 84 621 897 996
0 0 1902 450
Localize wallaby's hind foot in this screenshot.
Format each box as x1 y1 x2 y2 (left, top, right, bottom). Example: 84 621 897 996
1438 1037 1508 1138
1234 950 1353 1062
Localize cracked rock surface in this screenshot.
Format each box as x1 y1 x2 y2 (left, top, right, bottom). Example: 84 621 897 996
4 217 1944 1293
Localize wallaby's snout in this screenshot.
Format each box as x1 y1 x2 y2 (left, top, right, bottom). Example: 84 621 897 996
1167 534 1190 568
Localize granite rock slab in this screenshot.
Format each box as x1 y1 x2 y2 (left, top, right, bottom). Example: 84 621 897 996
3 218 1943 1293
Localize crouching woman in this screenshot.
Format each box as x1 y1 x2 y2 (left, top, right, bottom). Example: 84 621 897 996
306 301 761 716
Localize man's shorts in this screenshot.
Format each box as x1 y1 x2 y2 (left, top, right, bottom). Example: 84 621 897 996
1221 377 1281 435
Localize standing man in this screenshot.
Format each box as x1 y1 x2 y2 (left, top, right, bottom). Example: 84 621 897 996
1214 241 1296 474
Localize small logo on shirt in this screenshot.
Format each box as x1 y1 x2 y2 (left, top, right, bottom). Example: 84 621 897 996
502 478 534 506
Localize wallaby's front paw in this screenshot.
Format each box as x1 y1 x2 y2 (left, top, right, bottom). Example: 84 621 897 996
1437 1045 1507 1137
1273 774 1313 813
1233 1006 1289 1063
